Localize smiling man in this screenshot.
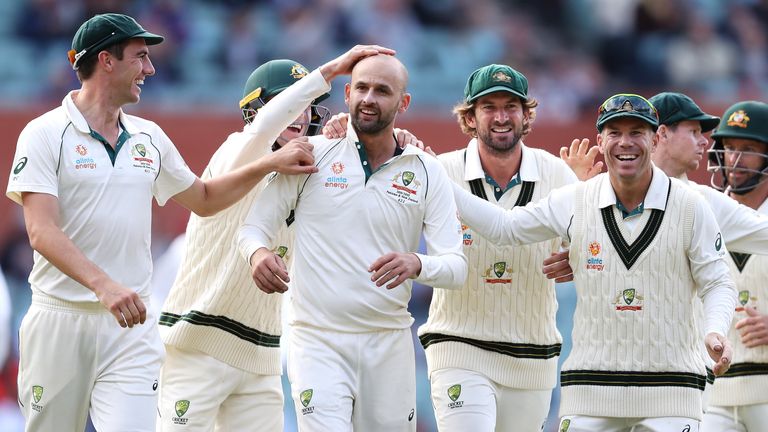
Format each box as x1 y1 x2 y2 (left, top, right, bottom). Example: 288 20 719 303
450 93 737 431
238 54 466 431
6 13 317 432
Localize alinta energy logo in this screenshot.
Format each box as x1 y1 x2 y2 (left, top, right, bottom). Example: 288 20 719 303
614 288 644 311
325 162 348 189
482 261 512 284
586 241 604 271
31 385 44 412
447 384 463 409
461 224 473 246
173 400 190 425
300 389 315 415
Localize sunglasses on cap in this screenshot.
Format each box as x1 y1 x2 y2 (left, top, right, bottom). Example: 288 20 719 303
598 93 659 120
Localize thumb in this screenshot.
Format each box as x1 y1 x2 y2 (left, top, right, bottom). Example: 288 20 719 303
744 305 759 317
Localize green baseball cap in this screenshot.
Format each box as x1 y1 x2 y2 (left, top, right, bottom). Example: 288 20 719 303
239 59 328 110
596 93 659 132
711 101 768 144
649 92 720 132
69 13 164 70
464 64 528 103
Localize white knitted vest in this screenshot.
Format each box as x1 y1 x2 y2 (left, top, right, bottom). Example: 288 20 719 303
561 175 705 420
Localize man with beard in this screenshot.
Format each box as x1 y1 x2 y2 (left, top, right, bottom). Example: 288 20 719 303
413 64 579 431
450 93 736 431
237 54 467 431
703 101 768 432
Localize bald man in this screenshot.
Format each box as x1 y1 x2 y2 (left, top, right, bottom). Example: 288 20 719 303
238 54 467 431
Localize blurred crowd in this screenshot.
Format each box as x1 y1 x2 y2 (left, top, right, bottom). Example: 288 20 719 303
0 0 766 430
0 0 765 120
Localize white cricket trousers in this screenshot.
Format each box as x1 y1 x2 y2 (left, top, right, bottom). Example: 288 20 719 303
17 293 163 432
157 346 283 431
558 415 700 432
429 368 551 432
702 404 768 432
288 325 417 432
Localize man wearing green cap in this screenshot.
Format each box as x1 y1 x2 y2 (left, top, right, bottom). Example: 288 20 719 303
156 45 393 432
702 101 768 432
5 13 318 432
412 64 579 431
450 93 736 431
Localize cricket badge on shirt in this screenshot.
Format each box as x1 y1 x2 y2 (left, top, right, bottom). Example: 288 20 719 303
31 385 44 412
461 224 473 246
300 389 315 415
736 290 757 312
274 245 289 259
73 143 97 170
482 261 512 284
324 161 349 189
130 142 157 174
173 400 190 425
387 170 422 205
585 241 605 271
559 418 571 432
447 384 463 409
613 288 644 311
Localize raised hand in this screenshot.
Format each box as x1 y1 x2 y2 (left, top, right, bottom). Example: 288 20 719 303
368 252 422 289
560 138 604 181
249 248 290 294
266 136 318 175
323 112 349 139
319 44 396 82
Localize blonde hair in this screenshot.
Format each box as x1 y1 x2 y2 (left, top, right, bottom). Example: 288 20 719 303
453 96 538 138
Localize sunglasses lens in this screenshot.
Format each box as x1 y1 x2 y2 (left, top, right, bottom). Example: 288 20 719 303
600 95 657 118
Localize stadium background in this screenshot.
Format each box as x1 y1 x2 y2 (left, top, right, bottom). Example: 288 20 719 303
0 0 766 430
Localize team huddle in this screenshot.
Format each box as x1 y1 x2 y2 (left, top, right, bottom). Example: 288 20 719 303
6 12 768 432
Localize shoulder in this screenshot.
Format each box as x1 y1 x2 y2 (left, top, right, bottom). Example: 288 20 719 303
436 148 465 165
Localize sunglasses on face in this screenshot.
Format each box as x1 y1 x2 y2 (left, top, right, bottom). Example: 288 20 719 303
599 94 659 120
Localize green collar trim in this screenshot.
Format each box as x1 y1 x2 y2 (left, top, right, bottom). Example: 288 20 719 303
616 200 644 219
89 121 131 166
356 136 405 182
485 173 521 201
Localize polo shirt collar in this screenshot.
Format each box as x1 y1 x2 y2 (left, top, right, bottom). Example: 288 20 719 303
463 138 540 182
597 163 670 210
62 90 140 135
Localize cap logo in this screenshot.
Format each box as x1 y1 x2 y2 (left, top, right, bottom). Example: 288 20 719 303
290 65 309 79
726 110 750 128
492 71 511 83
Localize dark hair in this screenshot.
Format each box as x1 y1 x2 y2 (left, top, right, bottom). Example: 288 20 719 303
75 40 128 82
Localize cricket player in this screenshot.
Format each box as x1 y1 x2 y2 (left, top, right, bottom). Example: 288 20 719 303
451 93 736 431
238 54 467 431
414 64 578 432
703 101 768 432
156 46 393 431
6 13 316 432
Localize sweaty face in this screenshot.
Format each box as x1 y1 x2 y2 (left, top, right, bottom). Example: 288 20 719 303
722 138 768 189
345 56 408 136
659 120 708 174
598 117 656 182
468 92 526 154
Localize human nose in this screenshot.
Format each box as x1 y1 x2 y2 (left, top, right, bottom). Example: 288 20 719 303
143 56 155 77
494 109 509 123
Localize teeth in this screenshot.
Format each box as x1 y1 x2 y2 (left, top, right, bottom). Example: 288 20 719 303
135 79 144 85
492 128 511 133
616 155 637 161
361 109 376 115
